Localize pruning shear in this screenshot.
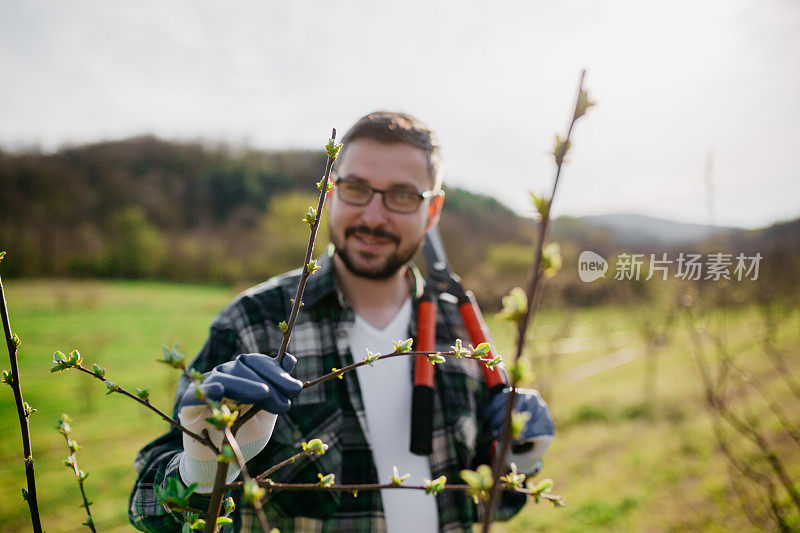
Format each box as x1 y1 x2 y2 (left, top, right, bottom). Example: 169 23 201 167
410 227 507 455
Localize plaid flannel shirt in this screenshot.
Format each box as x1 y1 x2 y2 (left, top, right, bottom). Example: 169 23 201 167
129 251 526 532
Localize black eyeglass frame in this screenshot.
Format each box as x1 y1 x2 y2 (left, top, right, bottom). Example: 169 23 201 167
333 175 441 214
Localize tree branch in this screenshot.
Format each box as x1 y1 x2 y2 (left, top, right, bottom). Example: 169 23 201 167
0 263 43 533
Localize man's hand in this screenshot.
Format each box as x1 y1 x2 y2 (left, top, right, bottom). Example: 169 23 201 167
484 388 555 475
177 353 304 492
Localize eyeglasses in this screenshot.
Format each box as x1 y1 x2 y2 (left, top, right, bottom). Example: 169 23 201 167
333 175 440 214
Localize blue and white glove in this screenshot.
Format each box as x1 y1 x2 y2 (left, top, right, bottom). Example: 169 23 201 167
177 353 304 492
484 388 554 476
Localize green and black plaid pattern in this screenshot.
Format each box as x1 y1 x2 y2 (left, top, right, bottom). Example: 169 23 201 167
130 252 525 532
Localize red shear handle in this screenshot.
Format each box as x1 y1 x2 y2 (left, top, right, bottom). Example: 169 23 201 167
410 299 436 455
459 297 507 394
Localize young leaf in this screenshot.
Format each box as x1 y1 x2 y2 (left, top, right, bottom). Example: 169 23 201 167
574 89 595 121
392 338 413 353
427 353 446 365
498 287 527 323
302 438 329 455
552 135 571 166
390 466 410 486
136 386 151 402
317 472 335 487
423 475 447 495
325 138 343 159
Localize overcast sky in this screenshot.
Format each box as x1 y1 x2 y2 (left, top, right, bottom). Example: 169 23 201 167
1 0 798 229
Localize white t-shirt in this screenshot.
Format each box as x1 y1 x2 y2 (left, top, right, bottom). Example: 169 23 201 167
351 298 438 533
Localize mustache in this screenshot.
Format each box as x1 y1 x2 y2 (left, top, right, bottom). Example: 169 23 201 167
345 225 400 244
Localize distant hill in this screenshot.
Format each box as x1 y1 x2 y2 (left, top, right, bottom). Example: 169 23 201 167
578 213 740 247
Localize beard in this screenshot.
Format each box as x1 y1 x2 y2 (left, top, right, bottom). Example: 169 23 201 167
333 224 422 280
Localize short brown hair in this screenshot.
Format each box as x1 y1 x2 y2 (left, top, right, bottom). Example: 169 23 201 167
337 111 443 190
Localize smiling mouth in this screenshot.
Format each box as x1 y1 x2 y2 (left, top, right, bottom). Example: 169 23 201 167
345 226 400 247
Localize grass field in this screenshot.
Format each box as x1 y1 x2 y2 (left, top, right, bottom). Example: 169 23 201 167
1 280 798 532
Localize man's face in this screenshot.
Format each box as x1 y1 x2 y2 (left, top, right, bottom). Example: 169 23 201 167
328 138 443 280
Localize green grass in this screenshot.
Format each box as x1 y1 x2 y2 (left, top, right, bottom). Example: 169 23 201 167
1 280 798 531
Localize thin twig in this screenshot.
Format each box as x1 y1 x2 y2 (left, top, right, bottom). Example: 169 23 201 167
232 129 340 435
70 364 218 453
222 427 270 533
276 128 339 365
225 479 564 503
0 267 43 533
483 69 588 533
57 416 96 532
303 349 495 388
256 449 315 482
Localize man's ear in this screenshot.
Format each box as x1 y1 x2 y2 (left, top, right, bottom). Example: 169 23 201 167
425 191 445 231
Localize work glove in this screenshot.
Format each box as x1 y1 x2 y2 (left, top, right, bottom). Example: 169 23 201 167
484 388 555 476
177 353 304 492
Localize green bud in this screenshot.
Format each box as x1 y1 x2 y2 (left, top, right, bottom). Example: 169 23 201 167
104 381 119 395
11 334 21 349
331 367 344 379
530 192 551 221
392 338 413 353
302 207 318 226
57 414 72 435
316 177 334 192
498 287 527 323
460 464 493 503
553 135 571 167
1 370 12 385
424 475 447 495
67 438 80 453
68 350 83 366
390 465 410 486
511 411 530 439
302 438 329 455
325 139 343 159
189 369 204 382
540 242 562 278
306 259 321 275
0 251 5 262
527 477 555 502
362 349 380 366
159 343 186 369
136 386 151 402
472 342 491 356
22 488 29 502
217 444 235 463
500 462 526 489
91 363 106 378
243 479 266 505
216 517 233 527
23 402 36 417
574 88 595 121
427 353 446 365
278 321 289 333
50 351 68 373
317 472 335 487
82 517 94 528
481 355 503 369
223 496 236 514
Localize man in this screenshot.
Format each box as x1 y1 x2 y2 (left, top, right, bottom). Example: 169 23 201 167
129 111 554 532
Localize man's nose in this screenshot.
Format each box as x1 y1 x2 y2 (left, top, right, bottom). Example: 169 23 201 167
359 191 390 226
